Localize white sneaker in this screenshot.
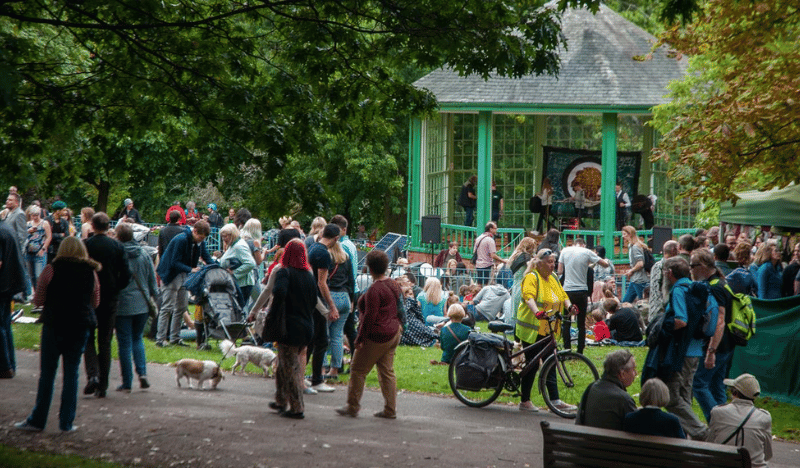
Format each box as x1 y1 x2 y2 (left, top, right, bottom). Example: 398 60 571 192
551 399 577 412
519 402 539 412
303 387 318 395
312 383 335 393
304 379 312 387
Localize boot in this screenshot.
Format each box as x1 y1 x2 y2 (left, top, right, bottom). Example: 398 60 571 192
195 321 210 351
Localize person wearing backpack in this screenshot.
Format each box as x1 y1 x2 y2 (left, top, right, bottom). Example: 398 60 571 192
643 256 714 440
621 226 650 303
689 249 734 422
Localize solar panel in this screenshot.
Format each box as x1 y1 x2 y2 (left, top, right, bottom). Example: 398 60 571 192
358 232 407 268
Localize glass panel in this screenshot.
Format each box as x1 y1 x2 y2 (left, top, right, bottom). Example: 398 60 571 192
492 114 538 229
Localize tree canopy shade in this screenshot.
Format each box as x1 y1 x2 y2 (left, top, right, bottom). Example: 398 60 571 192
651 0 800 205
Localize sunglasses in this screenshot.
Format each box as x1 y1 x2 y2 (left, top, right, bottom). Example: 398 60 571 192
538 249 553 258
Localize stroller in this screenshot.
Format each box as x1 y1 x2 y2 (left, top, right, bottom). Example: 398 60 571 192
187 265 252 350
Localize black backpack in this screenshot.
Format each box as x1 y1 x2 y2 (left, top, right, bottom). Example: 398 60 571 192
455 333 508 391
643 248 656 273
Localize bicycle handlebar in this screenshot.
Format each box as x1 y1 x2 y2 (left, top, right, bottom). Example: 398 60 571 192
535 310 563 322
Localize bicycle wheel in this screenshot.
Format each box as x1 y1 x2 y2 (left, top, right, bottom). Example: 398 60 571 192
448 345 505 408
538 351 599 418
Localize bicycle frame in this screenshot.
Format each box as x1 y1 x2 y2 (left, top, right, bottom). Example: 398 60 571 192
506 312 569 384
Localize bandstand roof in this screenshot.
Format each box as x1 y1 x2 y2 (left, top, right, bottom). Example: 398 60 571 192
413 3 688 112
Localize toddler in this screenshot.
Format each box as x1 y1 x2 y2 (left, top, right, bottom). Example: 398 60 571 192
432 304 472 365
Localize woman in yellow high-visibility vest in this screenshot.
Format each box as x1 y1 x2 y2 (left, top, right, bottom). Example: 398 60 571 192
515 249 578 413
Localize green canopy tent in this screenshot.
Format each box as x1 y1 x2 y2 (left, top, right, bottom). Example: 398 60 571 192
719 184 800 230
730 295 800 406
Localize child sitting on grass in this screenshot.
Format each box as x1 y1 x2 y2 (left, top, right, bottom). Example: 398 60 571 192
430 304 471 365
592 309 610 341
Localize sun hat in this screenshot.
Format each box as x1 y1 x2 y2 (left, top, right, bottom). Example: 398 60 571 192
723 373 761 400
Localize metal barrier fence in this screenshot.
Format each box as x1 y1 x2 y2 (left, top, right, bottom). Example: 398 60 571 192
385 262 637 302
411 220 697 266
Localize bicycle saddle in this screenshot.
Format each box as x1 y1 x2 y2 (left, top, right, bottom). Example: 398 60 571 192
487 321 514 333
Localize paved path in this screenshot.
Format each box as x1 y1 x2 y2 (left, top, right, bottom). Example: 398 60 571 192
1 351 798 467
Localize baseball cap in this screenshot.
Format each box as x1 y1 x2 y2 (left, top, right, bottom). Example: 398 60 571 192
723 373 760 400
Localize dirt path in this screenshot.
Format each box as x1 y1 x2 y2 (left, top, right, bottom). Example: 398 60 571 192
2 351 799 468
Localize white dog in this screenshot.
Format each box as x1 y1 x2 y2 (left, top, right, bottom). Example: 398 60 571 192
219 340 277 377
174 359 223 390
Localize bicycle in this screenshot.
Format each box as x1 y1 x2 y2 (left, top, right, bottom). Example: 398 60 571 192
448 311 599 418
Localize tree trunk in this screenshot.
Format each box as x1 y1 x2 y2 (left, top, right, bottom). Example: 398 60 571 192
96 180 110 214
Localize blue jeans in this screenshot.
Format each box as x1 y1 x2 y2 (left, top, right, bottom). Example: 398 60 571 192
326 292 351 369
27 324 89 431
622 281 646 303
25 252 47 291
693 349 734 422
464 207 475 226
0 298 14 372
115 313 149 388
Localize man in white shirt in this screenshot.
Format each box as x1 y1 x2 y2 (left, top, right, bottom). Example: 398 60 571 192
558 238 609 354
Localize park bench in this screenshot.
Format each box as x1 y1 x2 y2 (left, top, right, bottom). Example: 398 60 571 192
540 420 751 468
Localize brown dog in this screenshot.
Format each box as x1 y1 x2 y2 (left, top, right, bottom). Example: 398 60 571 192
174 359 223 390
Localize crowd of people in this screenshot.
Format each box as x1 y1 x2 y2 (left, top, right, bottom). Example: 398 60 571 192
0 186 782 465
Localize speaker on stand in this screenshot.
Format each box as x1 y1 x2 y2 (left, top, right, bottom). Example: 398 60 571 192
421 215 442 265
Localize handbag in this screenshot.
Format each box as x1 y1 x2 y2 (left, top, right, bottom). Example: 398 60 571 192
261 301 288 343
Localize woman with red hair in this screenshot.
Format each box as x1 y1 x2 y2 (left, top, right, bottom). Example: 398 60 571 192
268 239 317 419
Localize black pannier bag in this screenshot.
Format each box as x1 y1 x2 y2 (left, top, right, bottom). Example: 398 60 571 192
455 333 508 391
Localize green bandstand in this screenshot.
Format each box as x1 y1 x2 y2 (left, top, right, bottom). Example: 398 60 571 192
407 4 698 262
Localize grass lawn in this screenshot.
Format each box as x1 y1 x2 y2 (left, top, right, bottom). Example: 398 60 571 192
10 306 800 442
0 444 128 468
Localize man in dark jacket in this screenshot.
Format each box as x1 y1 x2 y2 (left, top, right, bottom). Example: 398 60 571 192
155 220 213 347
576 349 638 430
83 212 131 397
158 210 185 259
0 223 26 378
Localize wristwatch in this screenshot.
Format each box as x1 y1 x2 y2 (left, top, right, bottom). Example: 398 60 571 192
707 347 716 354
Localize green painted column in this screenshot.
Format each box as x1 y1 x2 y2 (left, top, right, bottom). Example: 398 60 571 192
408 117 423 245
476 111 493 230
601 113 618 256
640 117 654 196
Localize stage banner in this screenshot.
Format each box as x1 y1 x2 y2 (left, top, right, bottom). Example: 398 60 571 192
542 146 641 218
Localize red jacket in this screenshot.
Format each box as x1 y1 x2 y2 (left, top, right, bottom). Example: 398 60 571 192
434 249 464 268
165 205 187 225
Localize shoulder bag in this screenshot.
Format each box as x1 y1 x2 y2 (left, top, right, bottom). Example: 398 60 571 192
721 406 757 445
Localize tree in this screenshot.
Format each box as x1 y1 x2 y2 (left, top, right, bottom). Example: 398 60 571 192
651 0 800 204
2 0 605 216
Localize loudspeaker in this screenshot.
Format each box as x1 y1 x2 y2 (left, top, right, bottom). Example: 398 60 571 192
652 226 673 255
421 215 441 245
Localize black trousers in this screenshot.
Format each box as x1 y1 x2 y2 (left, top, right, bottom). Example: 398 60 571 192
519 335 559 403
84 300 118 392
307 310 329 386
562 290 588 354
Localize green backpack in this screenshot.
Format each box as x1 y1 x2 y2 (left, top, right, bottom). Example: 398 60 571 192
711 279 757 346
